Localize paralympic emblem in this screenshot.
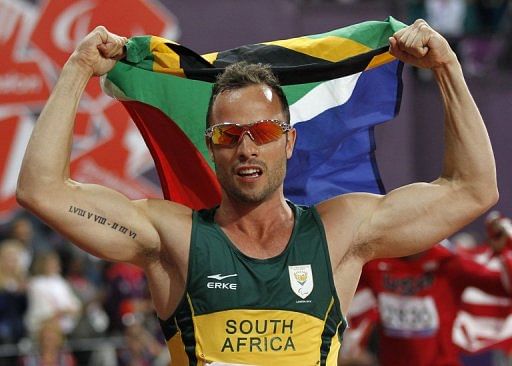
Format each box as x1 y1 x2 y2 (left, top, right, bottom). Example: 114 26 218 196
288 264 314 299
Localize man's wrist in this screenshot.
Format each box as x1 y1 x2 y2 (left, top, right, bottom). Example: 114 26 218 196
432 52 462 78
52 57 94 99
63 54 95 80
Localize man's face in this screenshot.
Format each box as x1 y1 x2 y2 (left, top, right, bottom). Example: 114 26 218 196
207 84 296 204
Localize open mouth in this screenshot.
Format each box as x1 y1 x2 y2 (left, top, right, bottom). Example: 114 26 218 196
236 167 263 178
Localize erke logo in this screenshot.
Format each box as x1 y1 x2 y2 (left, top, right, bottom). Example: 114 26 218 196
207 274 238 290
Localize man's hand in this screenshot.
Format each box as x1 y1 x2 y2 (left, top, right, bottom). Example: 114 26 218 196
68 25 127 77
389 19 457 70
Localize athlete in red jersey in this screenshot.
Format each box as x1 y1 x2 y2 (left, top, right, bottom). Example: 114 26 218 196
483 211 512 254
453 211 512 354
349 244 512 366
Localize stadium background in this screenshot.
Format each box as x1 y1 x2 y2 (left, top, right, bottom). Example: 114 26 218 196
0 0 510 364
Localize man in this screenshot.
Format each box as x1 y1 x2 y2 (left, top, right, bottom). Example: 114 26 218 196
453 211 512 359
483 210 512 253
16 19 497 365
343 243 512 366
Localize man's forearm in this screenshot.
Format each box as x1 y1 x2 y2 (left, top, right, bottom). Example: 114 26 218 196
17 60 92 198
434 59 498 203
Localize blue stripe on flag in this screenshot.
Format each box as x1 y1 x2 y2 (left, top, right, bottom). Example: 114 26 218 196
284 60 402 205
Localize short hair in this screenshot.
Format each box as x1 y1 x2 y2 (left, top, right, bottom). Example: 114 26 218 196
205 62 290 129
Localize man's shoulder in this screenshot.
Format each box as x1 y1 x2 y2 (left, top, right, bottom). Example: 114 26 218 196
315 191 380 215
135 198 193 230
139 197 193 214
314 192 378 236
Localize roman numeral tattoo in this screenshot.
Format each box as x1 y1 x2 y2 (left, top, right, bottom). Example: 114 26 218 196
68 205 137 239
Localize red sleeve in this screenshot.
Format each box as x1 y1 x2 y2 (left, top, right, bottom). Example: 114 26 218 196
444 255 510 297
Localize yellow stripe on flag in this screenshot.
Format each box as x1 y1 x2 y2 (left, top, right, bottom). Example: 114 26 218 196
366 51 397 70
201 52 218 65
263 36 371 62
150 36 186 77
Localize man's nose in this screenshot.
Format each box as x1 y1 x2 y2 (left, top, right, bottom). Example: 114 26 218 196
236 132 258 157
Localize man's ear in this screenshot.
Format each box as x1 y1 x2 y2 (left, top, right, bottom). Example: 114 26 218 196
206 138 215 161
285 128 296 159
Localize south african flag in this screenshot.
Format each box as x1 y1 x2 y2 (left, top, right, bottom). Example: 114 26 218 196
103 16 405 209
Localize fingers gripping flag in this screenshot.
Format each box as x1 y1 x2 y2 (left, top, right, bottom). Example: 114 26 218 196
103 17 405 208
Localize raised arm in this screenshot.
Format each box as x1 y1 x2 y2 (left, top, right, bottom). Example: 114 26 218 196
447 254 511 297
16 26 170 266
319 19 498 262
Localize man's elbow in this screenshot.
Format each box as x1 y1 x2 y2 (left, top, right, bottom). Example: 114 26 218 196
16 177 52 213
16 181 39 211
487 186 500 208
472 183 499 213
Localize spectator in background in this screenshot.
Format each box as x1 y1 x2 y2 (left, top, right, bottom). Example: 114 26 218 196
467 0 509 35
19 317 76 366
65 252 110 365
0 239 28 343
496 4 512 70
24 251 82 340
103 262 152 334
450 231 479 254
116 322 166 366
463 0 509 75
342 242 512 366
425 0 467 55
483 210 512 254
65 252 109 337
8 217 37 273
406 0 466 80
8 215 53 273
454 210 512 365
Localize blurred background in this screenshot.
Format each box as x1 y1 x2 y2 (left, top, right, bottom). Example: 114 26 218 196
0 0 510 365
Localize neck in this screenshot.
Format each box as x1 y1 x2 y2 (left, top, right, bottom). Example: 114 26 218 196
217 193 292 227
215 194 294 258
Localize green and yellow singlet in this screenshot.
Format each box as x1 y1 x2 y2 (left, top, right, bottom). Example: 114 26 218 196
159 202 347 366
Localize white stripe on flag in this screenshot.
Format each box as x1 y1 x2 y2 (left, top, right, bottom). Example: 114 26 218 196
289 72 361 126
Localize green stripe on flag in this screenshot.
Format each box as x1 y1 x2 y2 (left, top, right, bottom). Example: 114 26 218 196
106 16 406 177
308 17 406 49
124 36 155 70
107 62 213 166
284 82 323 106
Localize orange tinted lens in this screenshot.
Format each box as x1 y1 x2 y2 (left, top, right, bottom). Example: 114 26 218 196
249 121 284 145
210 121 285 146
211 125 244 145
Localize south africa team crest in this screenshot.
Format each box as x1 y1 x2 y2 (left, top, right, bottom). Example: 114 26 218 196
288 264 314 299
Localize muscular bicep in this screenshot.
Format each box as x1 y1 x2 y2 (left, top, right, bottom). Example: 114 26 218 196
26 179 161 265
362 178 492 260
320 178 491 263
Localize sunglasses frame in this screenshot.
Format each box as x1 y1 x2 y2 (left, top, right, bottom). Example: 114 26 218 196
205 119 292 147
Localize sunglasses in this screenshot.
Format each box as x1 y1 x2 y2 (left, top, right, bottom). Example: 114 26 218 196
205 119 291 147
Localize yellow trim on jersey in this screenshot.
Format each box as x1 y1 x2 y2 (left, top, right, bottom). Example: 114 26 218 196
176 308 337 366
167 326 189 365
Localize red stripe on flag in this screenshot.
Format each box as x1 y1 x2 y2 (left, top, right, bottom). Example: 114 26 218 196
123 101 221 209
461 303 512 318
